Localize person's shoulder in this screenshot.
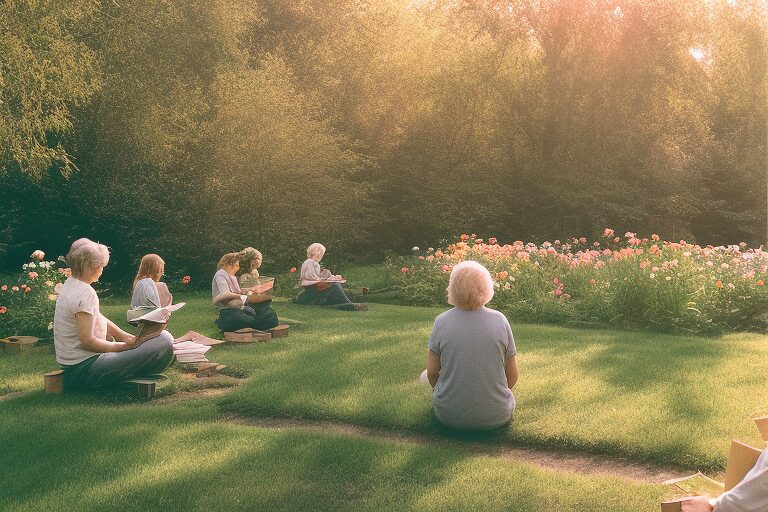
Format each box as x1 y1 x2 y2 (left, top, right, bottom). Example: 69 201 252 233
435 307 459 323
482 307 510 322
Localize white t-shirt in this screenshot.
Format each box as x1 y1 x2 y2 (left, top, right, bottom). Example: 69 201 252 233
53 277 108 365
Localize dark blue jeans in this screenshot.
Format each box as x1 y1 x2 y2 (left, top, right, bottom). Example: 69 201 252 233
215 303 279 332
295 283 355 310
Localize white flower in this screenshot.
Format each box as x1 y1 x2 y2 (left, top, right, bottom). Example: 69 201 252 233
27 262 36 269
48 322 53 331
650 273 656 279
412 246 419 251
427 247 434 252
665 276 672 281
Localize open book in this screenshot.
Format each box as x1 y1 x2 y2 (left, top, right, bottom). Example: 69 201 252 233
132 303 185 343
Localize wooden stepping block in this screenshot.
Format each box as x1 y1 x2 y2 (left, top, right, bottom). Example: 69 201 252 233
3 336 39 354
126 378 161 399
196 364 226 378
268 324 290 338
43 370 65 394
224 329 272 343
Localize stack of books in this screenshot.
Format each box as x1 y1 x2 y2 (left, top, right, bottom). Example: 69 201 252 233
173 340 211 364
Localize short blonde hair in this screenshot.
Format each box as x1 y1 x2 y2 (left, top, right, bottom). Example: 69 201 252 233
447 261 494 310
307 243 326 259
66 239 110 279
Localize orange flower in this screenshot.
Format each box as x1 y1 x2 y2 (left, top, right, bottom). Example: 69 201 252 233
489 237 497 245
0 306 6 314
588 279 597 286
182 275 191 284
289 267 297 273
460 234 469 241
757 280 765 286
400 267 409 273
716 280 723 289
497 271 509 280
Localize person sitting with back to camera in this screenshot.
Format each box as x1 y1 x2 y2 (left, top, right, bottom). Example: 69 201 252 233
212 252 278 332
54 239 174 391
423 260 518 430
237 247 264 290
295 243 366 311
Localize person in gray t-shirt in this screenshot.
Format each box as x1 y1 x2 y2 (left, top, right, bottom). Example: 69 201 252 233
425 260 519 430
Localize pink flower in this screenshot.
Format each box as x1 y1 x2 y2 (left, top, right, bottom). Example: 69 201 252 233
441 264 450 273
613 237 620 243
554 289 563 297
11 286 19 292
603 228 614 237
28 271 38 280
624 232 636 239
25 287 31 293
54 283 63 294
488 237 497 245
588 279 597 286
579 237 587 244
497 271 509 280
460 234 469 241
401 267 409 273
30 250 45 261
0 306 6 314
475 239 483 244
651 234 660 241
553 277 559 285
289 267 297 273
0 285 6 291
182 275 191 284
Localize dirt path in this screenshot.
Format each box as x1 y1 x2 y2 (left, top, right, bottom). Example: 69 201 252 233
226 415 689 484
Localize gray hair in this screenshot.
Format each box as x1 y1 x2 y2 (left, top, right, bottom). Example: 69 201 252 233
307 243 326 259
447 260 494 310
66 238 110 278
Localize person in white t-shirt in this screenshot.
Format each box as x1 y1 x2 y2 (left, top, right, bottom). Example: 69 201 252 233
54 239 173 391
680 447 768 511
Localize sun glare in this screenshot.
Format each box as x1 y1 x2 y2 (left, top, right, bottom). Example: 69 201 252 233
688 47 705 62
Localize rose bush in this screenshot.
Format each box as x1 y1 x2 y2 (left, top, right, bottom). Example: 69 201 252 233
0 253 69 340
387 231 768 334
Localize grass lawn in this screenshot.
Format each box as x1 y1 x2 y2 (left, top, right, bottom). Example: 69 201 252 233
0 395 665 511
1 288 766 510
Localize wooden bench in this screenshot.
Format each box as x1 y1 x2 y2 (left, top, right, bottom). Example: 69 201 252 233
268 324 290 338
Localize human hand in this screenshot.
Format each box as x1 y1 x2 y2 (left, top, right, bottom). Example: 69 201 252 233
681 496 714 512
123 335 138 346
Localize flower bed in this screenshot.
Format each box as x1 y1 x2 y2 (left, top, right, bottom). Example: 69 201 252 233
388 231 768 334
0 251 69 340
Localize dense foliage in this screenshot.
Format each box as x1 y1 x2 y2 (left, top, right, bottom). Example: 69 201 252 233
388 231 768 334
1 1 766 284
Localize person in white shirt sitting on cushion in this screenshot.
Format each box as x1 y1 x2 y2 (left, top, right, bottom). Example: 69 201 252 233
680 447 768 511
295 243 366 311
425 260 519 430
212 252 278 332
54 239 173 391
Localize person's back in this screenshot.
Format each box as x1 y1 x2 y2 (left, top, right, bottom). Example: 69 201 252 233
429 306 516 429
131 277 160 309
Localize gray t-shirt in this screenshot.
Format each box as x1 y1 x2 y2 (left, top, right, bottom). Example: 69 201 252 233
211 269 241 310
131 278 161 309
428 306 517 429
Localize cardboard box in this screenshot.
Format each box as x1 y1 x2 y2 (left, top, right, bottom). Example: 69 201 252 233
662 418 767 509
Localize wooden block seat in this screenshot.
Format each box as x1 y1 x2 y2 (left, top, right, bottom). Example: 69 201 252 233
268 324 290 338
126 375 168 399
196 364 227 378
44 370 65 394
224 328 272 343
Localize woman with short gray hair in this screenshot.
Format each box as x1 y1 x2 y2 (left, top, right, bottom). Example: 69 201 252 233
424 260 519 429
53 239 173 391
295 243 366 311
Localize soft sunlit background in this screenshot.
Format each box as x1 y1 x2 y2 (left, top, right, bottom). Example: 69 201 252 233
1 0 766 283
